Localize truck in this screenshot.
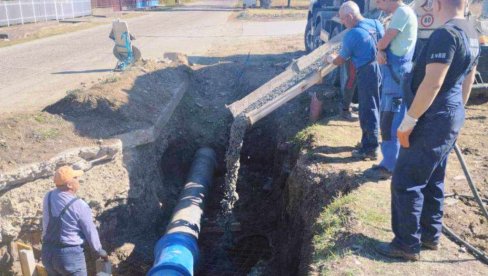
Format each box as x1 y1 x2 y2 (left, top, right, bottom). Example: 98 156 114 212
304 0 488 96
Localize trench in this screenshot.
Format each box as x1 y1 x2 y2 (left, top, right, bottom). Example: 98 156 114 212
150 59 321 275
0 56 333 275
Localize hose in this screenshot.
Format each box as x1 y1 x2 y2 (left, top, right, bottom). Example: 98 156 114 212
442 225 488 264
440 144 488 265
453 143 488 220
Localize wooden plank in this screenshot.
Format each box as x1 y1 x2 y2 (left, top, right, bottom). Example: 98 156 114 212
19 249 37 276
16 241 33 261
227 69 295 117
227 29 347 117
35 264 48 276
246 64 336 125
293 30 345 72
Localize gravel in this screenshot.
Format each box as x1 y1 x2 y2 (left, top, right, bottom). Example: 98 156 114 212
220 115 250 231
219 58 326 239
242 59 325 114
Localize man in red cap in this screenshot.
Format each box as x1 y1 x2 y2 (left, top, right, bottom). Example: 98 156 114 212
41 166 108 275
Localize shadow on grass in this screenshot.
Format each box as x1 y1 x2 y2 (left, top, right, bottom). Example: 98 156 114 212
333 233 479 265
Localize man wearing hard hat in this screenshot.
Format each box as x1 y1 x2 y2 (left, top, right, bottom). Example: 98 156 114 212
41 166 108 275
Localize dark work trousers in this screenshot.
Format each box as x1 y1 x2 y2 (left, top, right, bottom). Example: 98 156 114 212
341 60 357 110
391 81 466 253
356 61 381 152
42 244 87 276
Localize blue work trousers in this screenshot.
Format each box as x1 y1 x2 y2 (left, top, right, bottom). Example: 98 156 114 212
391 105 465 253
379 49 413 171
379 96 406 171
357 62 381 152
42 245 87 276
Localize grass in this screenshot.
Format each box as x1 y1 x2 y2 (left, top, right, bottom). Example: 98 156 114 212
37 128 60 140
67 88 83 96
160 0 193 6
101 76 120 84
33 113 48 124
312 193 357 265
0 13 143 48
0 22 104 48
293 123 322 146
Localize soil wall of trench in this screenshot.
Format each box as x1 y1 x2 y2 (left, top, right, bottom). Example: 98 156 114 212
1 55 347 275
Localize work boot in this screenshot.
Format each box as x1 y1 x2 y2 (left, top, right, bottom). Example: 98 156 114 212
363 165 392 180
340 110 359 122
421 241 439 250
352 148 378 161
375 243 420 261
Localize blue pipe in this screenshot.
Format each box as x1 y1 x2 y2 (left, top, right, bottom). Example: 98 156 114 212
148 148 216 276
149 233 198 276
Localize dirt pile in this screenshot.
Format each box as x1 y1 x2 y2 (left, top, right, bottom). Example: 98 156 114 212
44 59 187 138
0 60 189 173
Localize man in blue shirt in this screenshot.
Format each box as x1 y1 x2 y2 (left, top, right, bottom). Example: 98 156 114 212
327 1 384 159
42 166 108 276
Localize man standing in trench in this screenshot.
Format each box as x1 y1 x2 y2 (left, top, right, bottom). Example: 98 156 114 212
365 0 417 179
42 166 108 275
376 0 479 260
327 1 384 160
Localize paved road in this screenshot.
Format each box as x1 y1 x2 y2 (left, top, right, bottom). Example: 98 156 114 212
0 0 305 112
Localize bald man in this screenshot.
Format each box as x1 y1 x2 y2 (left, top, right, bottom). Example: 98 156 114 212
327 1 384 160
376 0 479 261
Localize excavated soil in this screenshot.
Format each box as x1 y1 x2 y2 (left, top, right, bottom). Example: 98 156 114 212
1 34 328 275
0 59 185 172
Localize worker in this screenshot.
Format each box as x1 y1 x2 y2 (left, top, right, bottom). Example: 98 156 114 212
365 0 418 179
41 166 108 275
376 0 479 260
326 0 384 159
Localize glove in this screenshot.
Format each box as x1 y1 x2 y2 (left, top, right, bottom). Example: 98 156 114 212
397 113 418 148
99 249 109 261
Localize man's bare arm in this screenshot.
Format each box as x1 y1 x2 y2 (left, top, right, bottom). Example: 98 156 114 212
462 66 477 105
332 55 347 66
407 63 450 118
377 29 400 50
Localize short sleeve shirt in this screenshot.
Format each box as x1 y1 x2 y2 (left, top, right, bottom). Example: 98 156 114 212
411 19 480 94
388 4 418 56
340 18 385 68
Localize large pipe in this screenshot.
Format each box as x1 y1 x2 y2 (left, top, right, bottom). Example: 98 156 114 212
148 147 217 276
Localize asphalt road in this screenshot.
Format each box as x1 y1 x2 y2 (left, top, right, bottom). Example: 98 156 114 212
0 0 305 112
